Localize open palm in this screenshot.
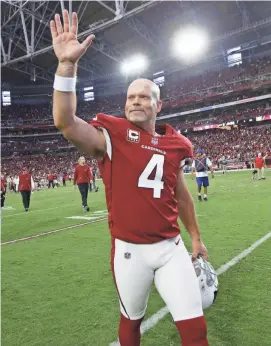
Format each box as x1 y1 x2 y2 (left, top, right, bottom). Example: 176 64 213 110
50 10 94 64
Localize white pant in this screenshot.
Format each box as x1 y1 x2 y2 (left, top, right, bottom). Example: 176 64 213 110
257 167 264 178
111 235 203 321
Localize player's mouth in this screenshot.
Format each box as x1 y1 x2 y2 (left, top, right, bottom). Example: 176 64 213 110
129 109 144 113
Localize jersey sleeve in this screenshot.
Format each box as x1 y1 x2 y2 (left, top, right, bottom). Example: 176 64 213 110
90 113 120 161
179 135 193 168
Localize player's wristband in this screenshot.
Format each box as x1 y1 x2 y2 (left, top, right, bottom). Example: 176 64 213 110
53 74 76 92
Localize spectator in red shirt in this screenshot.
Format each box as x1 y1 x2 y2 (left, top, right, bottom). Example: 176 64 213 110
18 167 34 211
74 156 93 211
48 173 55 188
254 153 265 180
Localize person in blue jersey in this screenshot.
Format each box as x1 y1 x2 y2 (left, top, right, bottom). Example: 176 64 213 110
191 149 214 201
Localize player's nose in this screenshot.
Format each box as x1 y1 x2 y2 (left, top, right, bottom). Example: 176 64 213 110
132 96 141 105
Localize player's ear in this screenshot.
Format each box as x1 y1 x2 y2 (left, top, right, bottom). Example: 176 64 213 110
156 100 163 113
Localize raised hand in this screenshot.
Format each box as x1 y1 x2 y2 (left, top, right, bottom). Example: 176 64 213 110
50 10 94 64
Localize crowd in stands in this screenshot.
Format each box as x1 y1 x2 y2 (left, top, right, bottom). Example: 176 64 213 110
163 56 271 101
2 102 270 155
2 99 270 134
188 125 271 161
1 152 97 181
1 137 71 153
2 57 271 127
2 56 271 180
175 104 270 130
2 123 270 180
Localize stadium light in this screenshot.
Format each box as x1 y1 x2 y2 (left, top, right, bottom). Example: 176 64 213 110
120 54 149 76
172 27 209 61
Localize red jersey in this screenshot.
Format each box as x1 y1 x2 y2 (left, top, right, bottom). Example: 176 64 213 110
254 157 264 169
19 173 32 191
91 113 193 244
74 165 93 184
48 174 54 181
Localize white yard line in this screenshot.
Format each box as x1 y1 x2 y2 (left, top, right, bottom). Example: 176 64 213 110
109 231 271 346
1 217 107 246
66 216 103 220
2 203 78 217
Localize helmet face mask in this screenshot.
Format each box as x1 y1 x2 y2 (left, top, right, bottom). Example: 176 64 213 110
191 255 219 310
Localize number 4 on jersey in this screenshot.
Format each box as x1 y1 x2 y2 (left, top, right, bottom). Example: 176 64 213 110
138 154 165 198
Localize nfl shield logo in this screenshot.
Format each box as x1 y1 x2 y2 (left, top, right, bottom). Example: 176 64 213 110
124 252 131 259
151 137 158 145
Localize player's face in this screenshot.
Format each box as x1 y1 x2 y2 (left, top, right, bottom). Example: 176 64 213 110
79 157 86 165
125 82 162 125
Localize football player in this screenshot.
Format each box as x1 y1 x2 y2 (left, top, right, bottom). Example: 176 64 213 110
51 11 210 346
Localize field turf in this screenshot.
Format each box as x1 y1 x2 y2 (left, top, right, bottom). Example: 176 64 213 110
2 170 271 346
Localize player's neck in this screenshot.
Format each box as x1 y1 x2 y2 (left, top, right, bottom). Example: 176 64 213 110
132 121 156 136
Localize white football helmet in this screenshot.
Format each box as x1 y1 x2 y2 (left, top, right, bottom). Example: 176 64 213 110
191 255 218 310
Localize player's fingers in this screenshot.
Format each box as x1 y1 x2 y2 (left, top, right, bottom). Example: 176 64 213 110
50 20 58 39
191 252 198 262
201 249 208 261
81 34 95 50
63 9 70 33
202 253 208 261
55 13 63 35
70 12 78 35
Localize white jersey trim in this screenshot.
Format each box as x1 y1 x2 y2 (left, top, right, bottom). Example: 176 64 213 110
101 127 112 160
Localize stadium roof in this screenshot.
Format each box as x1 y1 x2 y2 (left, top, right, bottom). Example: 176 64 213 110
1 0 271 85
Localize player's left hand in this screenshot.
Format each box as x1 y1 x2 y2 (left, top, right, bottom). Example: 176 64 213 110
191 238 208 261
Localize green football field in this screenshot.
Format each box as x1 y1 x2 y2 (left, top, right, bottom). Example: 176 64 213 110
2 171 271 346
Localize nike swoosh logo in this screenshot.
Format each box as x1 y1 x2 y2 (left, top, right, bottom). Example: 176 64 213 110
175 239 180 246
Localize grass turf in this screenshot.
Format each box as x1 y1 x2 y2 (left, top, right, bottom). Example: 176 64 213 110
2 171 271 346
